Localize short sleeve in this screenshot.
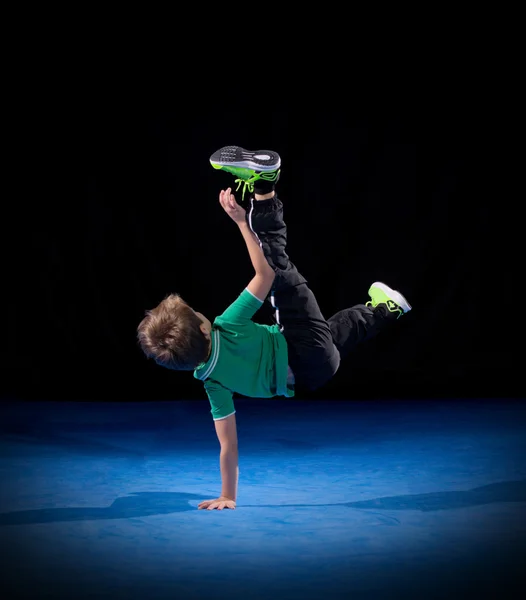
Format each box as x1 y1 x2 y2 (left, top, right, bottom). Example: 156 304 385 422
216 288 264 325
204 379 236 421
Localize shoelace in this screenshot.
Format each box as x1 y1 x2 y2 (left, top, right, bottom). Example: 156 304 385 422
234 169 279 202
366 299 403 318
384 300 403 319
235 178 255 202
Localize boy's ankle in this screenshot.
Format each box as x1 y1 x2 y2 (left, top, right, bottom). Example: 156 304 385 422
253 173 278 197
254 191 275 201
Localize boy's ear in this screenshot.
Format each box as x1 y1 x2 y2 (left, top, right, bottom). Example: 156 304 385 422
199 323 210 338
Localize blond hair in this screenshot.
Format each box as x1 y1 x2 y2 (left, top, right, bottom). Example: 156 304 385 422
137 294 209 370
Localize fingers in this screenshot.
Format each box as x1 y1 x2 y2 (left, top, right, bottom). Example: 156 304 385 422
198 499 236 510
219 188 234 209
214 501 235 510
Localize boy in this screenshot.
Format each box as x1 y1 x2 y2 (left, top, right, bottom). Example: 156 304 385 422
137 146 411 510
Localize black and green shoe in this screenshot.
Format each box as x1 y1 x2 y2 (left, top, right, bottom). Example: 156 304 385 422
210 146 281 201
366 282 412 319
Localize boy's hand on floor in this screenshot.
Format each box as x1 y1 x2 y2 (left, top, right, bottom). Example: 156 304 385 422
219 188 246 224
198 496 236 510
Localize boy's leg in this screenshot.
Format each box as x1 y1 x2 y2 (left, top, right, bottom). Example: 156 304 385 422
247 194 307 290
249 194 341 390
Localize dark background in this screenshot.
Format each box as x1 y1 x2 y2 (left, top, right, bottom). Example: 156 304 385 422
5 109 517 402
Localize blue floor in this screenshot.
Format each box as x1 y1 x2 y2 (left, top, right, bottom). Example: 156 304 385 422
1 398 525 599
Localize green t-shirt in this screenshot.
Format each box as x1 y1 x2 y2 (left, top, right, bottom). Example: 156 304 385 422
194 288 294 420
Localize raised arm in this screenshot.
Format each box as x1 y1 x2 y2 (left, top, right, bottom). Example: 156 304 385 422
219 188 275 301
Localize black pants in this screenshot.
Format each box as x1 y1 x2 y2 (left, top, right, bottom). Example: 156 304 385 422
248 194 397 391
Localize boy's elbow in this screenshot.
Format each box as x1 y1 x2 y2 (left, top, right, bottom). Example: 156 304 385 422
220 441 238 453
257 267 275 281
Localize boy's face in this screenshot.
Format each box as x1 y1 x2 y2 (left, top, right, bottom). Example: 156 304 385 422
195 312 212 339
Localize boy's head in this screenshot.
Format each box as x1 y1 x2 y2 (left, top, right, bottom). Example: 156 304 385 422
137 294 212 370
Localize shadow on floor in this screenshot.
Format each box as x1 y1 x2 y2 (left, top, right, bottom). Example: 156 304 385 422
340 480 526 511
1 481 526 526
0 492 202 525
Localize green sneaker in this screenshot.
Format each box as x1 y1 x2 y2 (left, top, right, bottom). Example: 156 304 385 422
366 281 412 318
210 146 281 202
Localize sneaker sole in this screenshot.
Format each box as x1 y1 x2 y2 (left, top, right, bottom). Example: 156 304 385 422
210 146 281 172
370 281 412 313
